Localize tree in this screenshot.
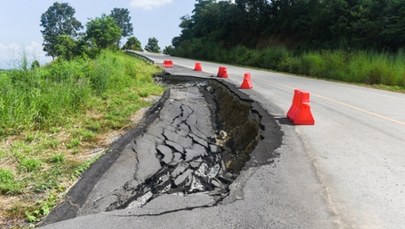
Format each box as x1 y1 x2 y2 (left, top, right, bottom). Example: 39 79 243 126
86 15 122 50
54 35 78 60
122 36 143 51
144 37 161 53
31 60 40 70
40 2 82 58
163 45 175 55
110 8 133 40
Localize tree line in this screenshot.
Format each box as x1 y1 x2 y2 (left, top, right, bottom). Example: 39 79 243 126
40 2 161 60
171 0 405 54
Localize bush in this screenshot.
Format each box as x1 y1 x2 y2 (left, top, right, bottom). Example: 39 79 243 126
259 47 289 69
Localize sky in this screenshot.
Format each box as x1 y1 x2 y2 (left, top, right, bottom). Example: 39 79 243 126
0 0 195 69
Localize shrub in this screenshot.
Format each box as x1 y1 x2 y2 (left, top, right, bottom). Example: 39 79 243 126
259 47 289 69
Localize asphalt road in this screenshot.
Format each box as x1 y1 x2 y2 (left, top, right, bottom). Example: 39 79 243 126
43 52 405 229
138 52 405 228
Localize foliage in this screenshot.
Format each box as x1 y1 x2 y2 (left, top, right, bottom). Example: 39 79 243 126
174 41 405 88
163 45 175 55
0 50 162 135
122 36 143 51
31 60 40 70
0 51 163 226
40 2 82 58
0 169 21 195
19 158 42 172
145 37 161 53
170 0 405 89
86 15 122 50
110 8 134 40
54 35 79 60
173 0 405 51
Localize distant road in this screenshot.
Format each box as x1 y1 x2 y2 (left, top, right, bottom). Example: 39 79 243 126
140 52 405 228
43 52 405 229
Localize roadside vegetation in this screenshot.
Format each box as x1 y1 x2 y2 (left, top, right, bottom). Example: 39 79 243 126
170 0 405 89
174 45 405 88
0 50 163 227
0 2 164 227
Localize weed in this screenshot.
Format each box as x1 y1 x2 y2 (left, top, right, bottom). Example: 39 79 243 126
85 120 101 132
72 155 100 178
73 128 96 141
0 169 21 195
139 91 149 98
66 138 81 149
50 154 65 164
39 138 60 150
19 158 42 172
25 192 58 223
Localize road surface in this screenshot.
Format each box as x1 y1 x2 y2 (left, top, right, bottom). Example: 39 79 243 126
43 52 405 229
140 52 405 228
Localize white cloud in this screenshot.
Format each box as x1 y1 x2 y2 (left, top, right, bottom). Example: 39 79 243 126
130 0 173 10
0 41 51 69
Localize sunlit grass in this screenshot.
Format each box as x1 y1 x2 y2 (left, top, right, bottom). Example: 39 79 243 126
174 44 405 89
0 50 164 226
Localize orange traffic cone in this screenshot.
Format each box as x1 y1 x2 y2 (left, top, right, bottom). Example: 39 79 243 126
194 62 202 71
240 73 253 89
217 66 228 78
287 89 315 125
163 60 173 68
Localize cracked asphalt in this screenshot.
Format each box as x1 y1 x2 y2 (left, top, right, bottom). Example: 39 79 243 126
79 83 232 215
41 69 336 228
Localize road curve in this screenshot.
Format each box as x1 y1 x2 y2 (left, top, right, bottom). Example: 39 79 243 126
42 52 405 229
140 52 405 229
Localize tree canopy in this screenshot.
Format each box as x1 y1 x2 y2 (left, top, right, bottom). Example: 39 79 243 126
86 15 122 50
173 0 405 52
40 3 138 59
145 37 161 53
110 8 134 39
40 2 82 58
122 36 143 51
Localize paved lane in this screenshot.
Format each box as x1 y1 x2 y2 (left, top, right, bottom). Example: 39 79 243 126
42 52 404 229
141 52 405 229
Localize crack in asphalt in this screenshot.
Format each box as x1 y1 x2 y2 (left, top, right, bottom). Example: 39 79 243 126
42 76 281 226
105 84 232 211
113 193 229 218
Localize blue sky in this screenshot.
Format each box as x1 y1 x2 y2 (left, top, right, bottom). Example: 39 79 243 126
0 0 195 69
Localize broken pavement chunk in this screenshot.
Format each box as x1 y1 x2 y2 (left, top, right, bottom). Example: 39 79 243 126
174 169 193 187
156 145 174 164
165 140 185 153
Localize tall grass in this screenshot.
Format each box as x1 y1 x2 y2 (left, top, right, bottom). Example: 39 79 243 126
0 50 163 225
0 50 159 136
173 43 405 88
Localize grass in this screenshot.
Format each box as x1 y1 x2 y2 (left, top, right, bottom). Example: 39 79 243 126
174 43 405 89
0 50 164 227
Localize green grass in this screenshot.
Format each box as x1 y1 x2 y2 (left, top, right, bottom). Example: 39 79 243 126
0 169 21 195
0 50 164 226
174 44 405 89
